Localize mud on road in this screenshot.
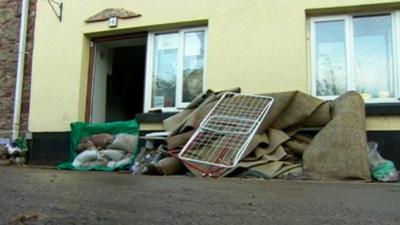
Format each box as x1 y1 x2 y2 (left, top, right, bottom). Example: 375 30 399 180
0 166 399 225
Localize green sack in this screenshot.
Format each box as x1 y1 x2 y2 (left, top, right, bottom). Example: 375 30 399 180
367 141 399 182
371 160 399 182
58 120 140 171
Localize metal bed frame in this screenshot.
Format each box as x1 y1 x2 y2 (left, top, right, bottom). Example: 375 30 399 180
179 92 274 169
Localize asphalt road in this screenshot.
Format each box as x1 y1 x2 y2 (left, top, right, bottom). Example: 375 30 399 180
0 166 399 225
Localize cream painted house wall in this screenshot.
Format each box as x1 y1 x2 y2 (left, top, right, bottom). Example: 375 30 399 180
29 0 400 132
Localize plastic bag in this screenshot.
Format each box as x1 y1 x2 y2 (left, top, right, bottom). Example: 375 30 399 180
130 162 141 175
367 142 399 182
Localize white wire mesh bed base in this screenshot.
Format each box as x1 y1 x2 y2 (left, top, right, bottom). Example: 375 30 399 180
179 92 274 169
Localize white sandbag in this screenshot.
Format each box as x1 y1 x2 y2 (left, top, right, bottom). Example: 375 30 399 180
72 149 100 168
107 134 138 153
107 154 132 169
99 149 126 161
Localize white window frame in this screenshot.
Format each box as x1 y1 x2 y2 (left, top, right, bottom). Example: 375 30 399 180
144 27 208 112
310 11 400 103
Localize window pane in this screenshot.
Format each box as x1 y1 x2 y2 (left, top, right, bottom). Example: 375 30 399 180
315 20 347 96
353 15 394 99
152 33 178 108
182 31 205 102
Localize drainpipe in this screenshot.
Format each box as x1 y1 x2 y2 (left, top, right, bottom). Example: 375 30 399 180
12 0 30 140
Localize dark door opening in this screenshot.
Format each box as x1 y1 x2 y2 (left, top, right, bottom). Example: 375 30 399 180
106 45 146 122
87 34 147 123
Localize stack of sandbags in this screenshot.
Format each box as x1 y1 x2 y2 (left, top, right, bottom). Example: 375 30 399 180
72 133 138 169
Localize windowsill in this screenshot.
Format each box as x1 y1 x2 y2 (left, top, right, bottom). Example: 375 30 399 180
316 95 400 115
136 112 178 123
365 102 400 115
136 101 400 123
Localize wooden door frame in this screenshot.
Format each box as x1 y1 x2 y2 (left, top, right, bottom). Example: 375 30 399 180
85 32 148 122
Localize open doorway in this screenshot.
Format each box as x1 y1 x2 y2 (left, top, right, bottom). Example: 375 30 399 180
87 34 147 123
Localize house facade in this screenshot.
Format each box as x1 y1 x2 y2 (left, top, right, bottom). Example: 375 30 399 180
28 0 400 165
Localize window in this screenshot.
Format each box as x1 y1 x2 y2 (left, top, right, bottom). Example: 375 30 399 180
145 27 207 112
310 12 400 102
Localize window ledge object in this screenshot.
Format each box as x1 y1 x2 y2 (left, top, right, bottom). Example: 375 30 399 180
365 102 400 115
136 112 178 123
136 102 400 123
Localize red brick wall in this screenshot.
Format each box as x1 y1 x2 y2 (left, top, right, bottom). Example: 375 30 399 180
0 0 36 138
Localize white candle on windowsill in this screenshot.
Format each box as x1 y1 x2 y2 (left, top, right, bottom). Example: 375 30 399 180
361 93 371 101
379 91 390 98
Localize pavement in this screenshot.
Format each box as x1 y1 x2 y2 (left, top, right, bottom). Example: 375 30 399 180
0 166 399 225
